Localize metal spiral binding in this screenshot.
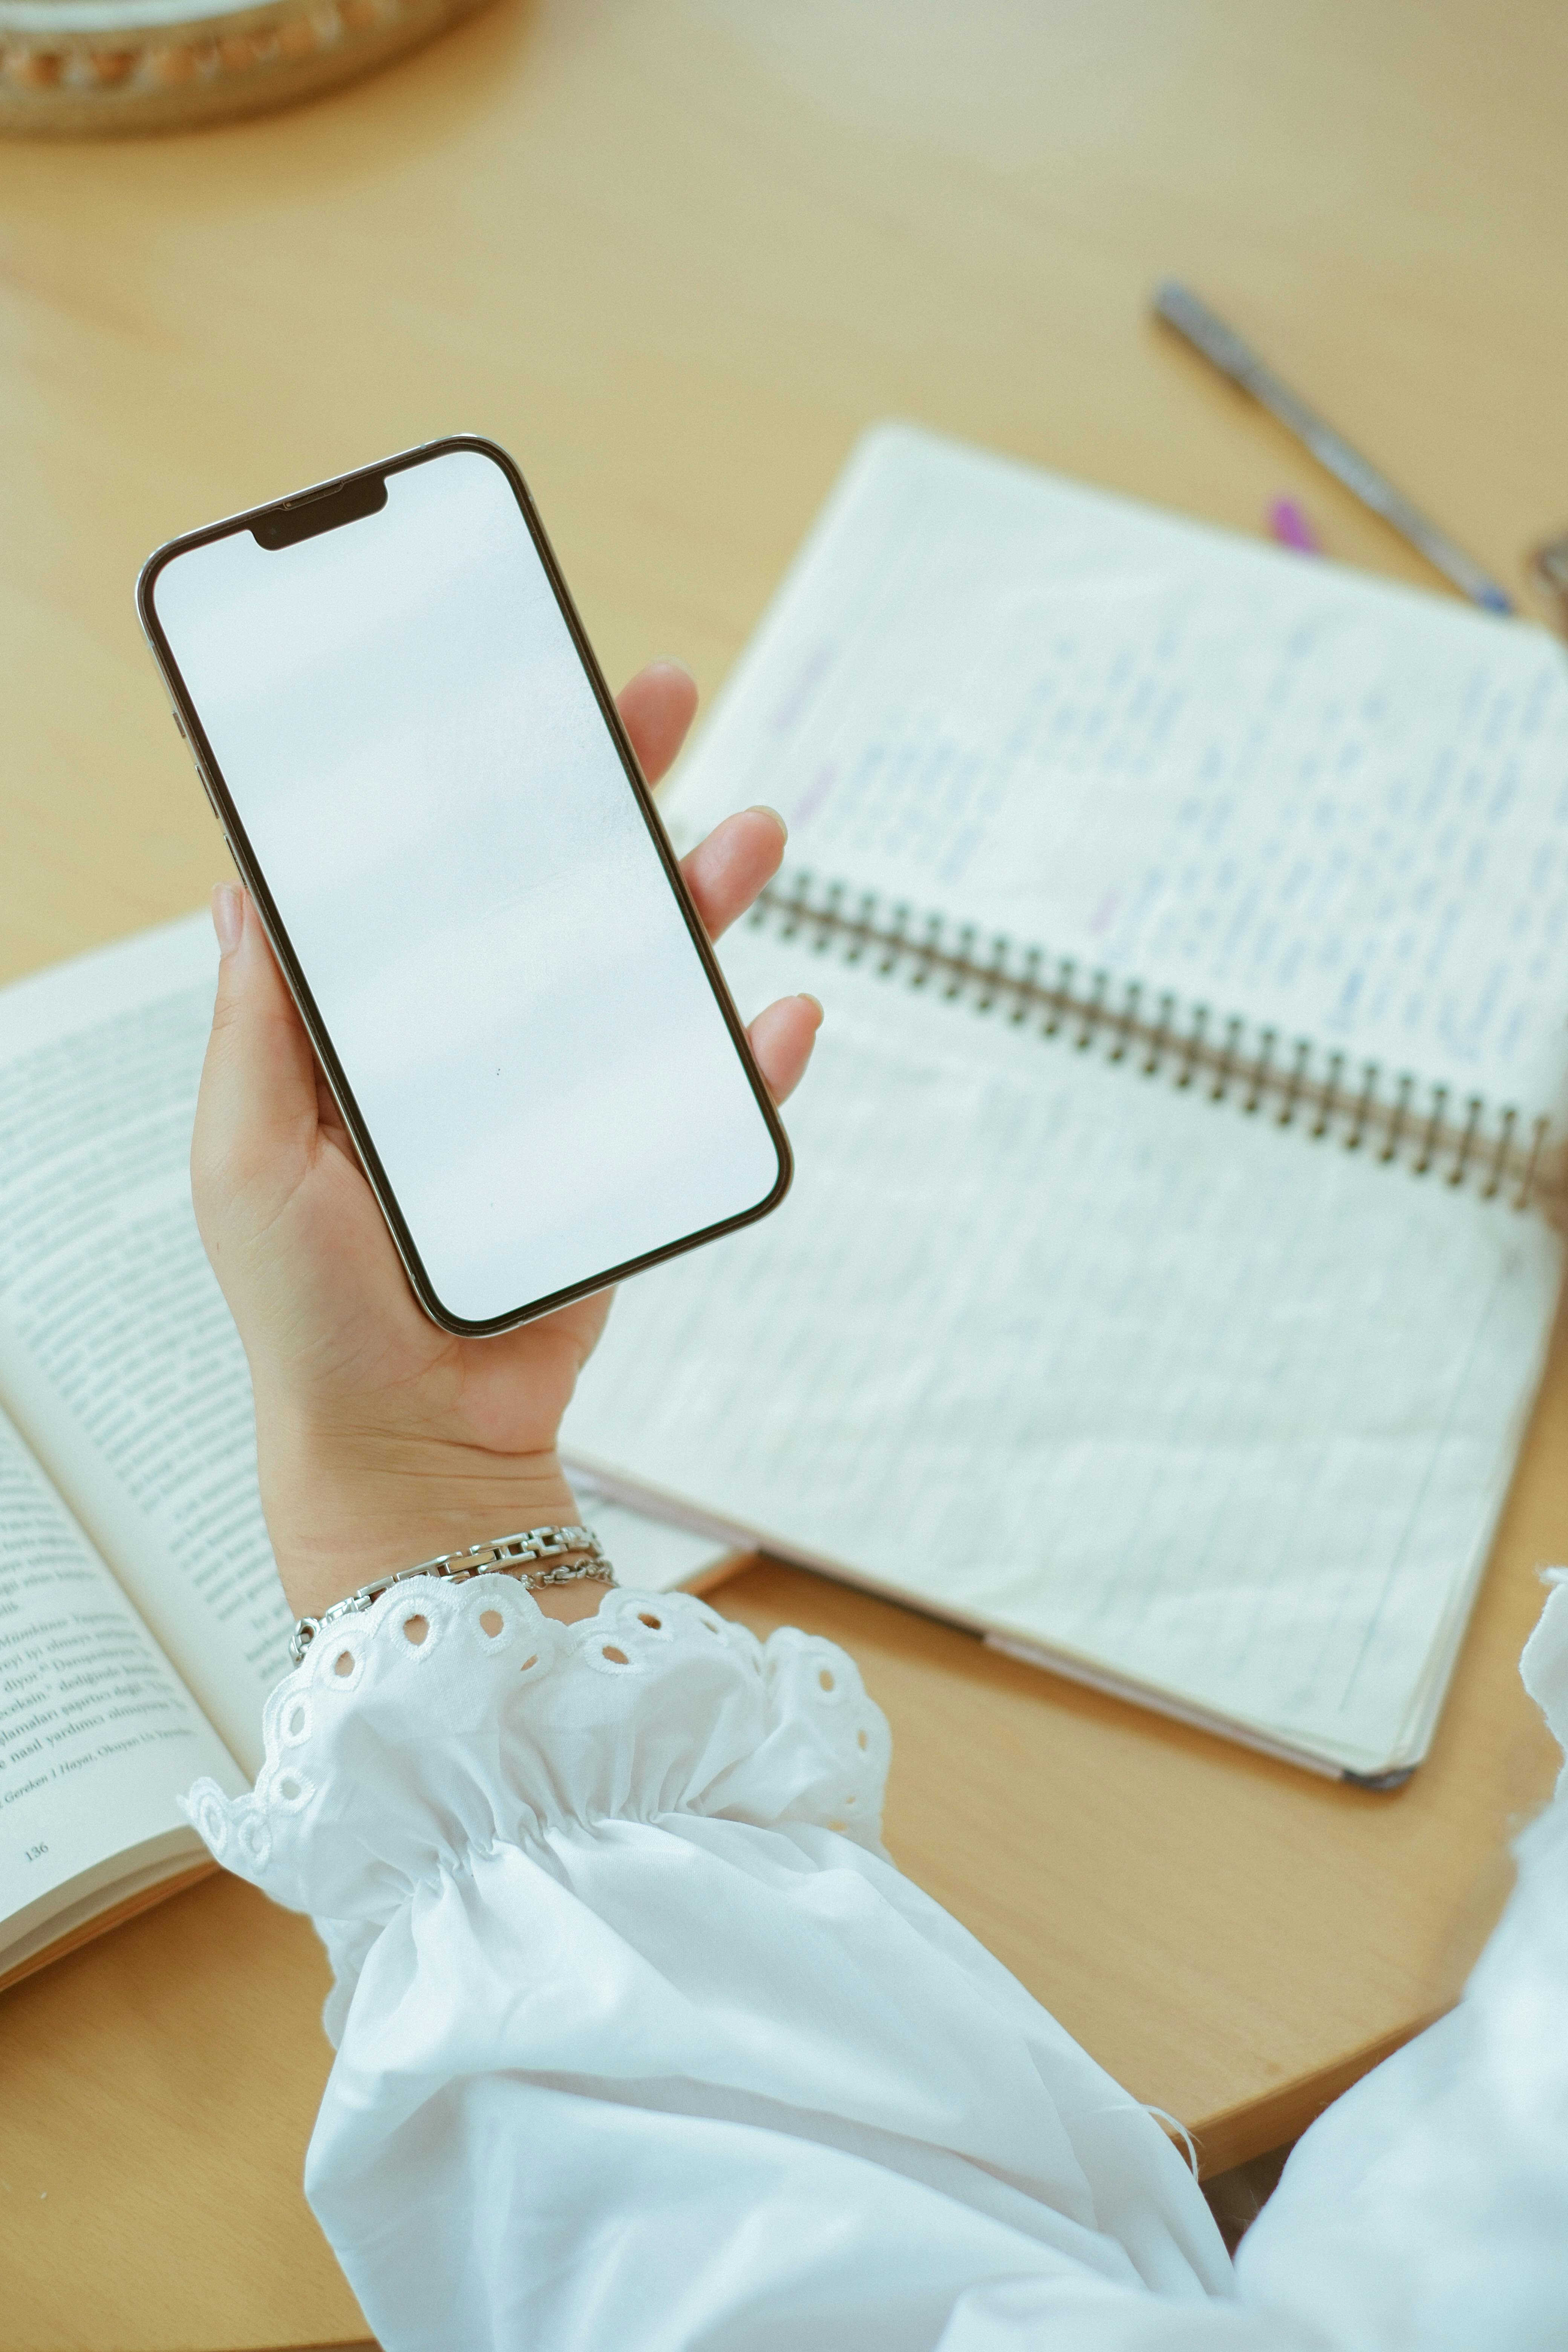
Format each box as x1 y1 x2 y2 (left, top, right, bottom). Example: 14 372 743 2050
754 868 1557 1210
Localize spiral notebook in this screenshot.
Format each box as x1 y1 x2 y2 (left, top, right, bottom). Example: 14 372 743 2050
562 423 1568 1782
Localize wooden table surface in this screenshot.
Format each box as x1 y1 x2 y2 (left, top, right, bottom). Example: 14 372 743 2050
4 2 1568 2345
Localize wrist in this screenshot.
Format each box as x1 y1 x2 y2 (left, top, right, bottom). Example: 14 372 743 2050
256 1409 584 1622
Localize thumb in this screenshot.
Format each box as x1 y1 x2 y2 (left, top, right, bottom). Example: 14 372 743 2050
192 884 322 1228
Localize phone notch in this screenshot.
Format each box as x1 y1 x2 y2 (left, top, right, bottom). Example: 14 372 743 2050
252 472 388 552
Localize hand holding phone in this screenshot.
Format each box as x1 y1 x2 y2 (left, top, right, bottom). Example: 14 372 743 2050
194 661 821 1626
142 437 793 1337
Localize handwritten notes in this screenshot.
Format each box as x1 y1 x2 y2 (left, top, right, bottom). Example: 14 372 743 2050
667 426 1568 1116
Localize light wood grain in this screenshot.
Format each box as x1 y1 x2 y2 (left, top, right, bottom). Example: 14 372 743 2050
2 1 1566 2343
0 1861 214 1997
0 1874 366 2352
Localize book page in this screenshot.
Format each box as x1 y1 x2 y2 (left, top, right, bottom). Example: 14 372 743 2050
0 921 749 1779
0 1401 241 1948
0 919 289 1776
564 918 1561 1774
662 424 1568 1127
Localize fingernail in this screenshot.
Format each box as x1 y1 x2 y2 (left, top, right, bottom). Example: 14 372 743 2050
212 883 243 956
801 993 824 1023
750 804 789 842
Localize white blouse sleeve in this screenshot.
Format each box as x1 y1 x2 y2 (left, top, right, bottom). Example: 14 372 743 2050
183 1574 1568 2352
1231 1571 1568 2352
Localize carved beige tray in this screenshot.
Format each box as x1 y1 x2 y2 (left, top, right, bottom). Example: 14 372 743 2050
0 0 495 134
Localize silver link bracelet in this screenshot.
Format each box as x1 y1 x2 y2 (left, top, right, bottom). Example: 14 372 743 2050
288 1524 616 1665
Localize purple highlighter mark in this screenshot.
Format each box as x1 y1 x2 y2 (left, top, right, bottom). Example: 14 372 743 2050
768 639 838 738
1268 497 1323 555
791 762 838 831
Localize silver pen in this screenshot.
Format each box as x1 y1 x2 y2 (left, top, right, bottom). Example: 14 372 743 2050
1153 280 1514 615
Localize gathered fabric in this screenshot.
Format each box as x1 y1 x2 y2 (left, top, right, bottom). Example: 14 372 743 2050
188 1574 1568 2352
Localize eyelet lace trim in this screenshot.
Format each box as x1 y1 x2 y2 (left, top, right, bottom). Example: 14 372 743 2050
183 1582 892 1906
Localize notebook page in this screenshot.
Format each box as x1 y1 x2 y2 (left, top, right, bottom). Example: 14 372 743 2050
564 917 1560 1773
661 425 1568 1126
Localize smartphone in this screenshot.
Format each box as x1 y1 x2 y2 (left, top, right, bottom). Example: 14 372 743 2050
137 436 790 1335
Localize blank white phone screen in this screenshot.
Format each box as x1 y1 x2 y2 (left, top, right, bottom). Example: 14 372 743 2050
150 447 784 1327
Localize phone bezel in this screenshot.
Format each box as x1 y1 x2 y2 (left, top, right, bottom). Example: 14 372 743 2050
136 433 793 1337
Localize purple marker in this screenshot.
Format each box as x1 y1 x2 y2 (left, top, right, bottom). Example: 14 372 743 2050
1268 496 1322 555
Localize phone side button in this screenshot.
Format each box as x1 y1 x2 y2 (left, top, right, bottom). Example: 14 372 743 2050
171 708 187 739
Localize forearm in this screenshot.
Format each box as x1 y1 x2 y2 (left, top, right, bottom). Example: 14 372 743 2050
256 1411 607 1625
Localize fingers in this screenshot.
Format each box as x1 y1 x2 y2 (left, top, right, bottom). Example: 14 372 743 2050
747 993 822 1104
616 660 699 787
614 659 788 938
192 885 321 1220
681 806 789 939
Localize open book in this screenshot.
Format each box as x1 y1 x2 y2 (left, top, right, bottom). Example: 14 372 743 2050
562 423 1568 1784
0 919 730 1988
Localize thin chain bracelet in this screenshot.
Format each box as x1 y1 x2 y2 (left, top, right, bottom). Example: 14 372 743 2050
289 1525 616 1665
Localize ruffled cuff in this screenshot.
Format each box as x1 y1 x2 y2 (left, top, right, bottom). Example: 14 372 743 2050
182 1579 892 1927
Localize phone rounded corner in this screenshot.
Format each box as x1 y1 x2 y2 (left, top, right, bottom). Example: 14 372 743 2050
443 429 511 461
135 540 175 639
765 1125 795 1212
423 1300 486 1340
744 1125 795 1225
423 432 528 492
398 1245 553 1341
402 1264 495 1341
